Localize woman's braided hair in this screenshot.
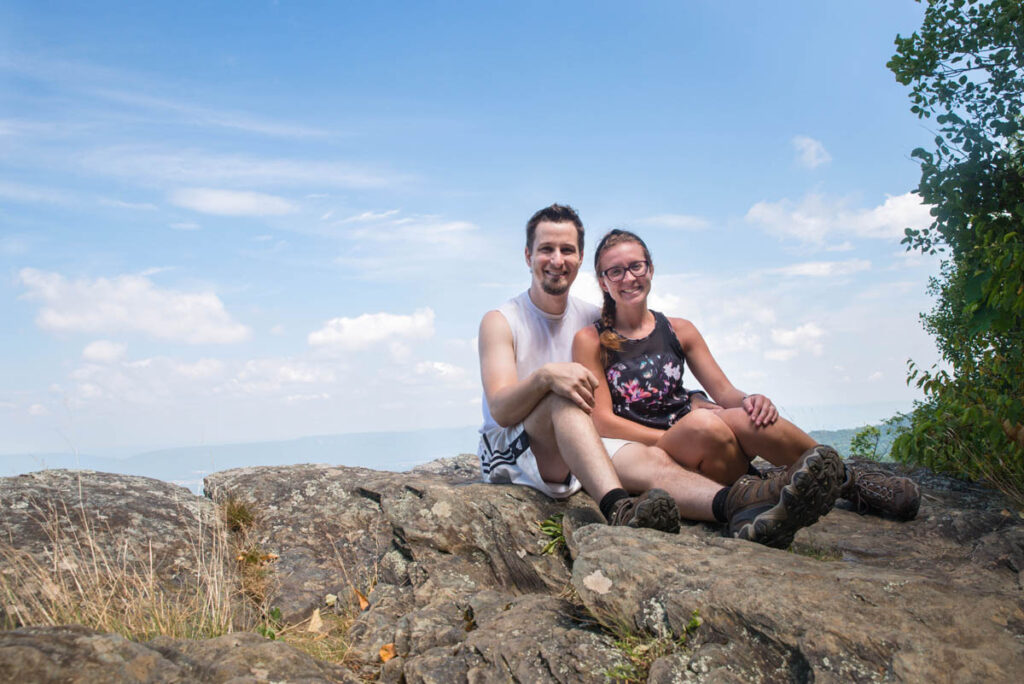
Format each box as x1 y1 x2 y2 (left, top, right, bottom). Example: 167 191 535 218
593 229 653 363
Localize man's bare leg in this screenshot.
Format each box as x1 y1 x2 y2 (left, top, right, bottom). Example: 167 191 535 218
611 444 721 521
522 394 623 500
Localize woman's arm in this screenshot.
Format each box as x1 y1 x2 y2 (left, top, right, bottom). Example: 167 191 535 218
572 326 665 445
669 317 778 426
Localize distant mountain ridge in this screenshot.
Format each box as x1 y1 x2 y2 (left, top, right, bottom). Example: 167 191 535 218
3 421 901 492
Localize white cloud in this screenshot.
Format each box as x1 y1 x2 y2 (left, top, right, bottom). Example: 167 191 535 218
868 371 884 382
308 308 435 350
173 359 225 379
745 192 932 245
635 214 709 230
232 359 335 395
170 188 295 216
66 355 228 404
792 135 831 168
19 268 250 344
29 404 49 416
170 221 201 231
766 322 825 361
768 259 871 278
415 361 468 380
82 340 127 364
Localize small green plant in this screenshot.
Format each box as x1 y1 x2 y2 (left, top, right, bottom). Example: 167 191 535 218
255 606 283 640
788 541 842 562
603 610 702 683
537 513 565 555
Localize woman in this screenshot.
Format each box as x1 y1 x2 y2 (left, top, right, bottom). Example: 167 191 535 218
572 229 920 519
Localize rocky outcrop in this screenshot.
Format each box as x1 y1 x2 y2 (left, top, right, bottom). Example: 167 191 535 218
0 625 359 683
1 456 1021 682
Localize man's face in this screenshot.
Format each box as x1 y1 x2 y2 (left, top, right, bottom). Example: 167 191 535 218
525 220 582 296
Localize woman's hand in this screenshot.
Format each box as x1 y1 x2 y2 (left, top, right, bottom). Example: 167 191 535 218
742 394 778 427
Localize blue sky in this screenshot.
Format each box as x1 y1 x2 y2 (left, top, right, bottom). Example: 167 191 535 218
1 1 941 456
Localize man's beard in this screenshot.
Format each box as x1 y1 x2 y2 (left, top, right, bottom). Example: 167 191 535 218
541 279 570 295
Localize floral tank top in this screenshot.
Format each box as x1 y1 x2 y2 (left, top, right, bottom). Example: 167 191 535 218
597 311 705 430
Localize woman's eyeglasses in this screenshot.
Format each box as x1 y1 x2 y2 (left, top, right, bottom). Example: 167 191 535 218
600 260 649 282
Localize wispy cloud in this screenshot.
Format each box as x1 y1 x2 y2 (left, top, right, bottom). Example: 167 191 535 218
92 88 329 138
1 55 328 139
0 180 71 205
98 197 158 210
80 146 397 190
18 268 250 344
339 209 401 223
170 187 295 216
634 214 710 230
745 192 932 245
767 259 871 278
334 211 489 280
792 135 831 169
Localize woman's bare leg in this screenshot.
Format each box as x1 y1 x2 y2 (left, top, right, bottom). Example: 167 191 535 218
654 408 748 485
715 407 816 466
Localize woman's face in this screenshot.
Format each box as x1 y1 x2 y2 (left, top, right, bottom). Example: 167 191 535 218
597 240 652 306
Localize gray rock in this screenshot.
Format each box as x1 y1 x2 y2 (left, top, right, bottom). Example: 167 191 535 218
0 469 219 616
0 625 358 683
2 456 1022 682
570 520 1023 682
202 459 579 625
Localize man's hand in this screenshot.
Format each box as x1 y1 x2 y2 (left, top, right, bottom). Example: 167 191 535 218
742 393 778 427
542 362 599 413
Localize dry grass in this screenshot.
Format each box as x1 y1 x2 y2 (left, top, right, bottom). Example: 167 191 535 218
0 500 234 641
0 482 373 671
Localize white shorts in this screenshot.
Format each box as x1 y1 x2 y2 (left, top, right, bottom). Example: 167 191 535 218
477 425 635 499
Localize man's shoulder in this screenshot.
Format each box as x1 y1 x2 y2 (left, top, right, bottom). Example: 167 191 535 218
566 296 600 321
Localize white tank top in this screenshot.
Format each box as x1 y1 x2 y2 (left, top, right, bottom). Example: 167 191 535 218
480 290 600 431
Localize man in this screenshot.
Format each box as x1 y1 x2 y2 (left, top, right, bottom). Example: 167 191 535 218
477 204 845 548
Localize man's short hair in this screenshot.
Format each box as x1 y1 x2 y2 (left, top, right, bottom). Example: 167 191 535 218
525 204 584 253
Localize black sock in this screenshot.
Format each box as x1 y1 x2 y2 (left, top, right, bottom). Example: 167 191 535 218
747 463 762 477
599 488 630 521
711 487 730 523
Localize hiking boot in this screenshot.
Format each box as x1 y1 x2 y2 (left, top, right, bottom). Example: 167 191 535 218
724 445 843 548
608 488 681 534
841 464 921 521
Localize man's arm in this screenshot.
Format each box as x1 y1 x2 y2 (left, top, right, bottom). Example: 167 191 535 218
479 310 599 427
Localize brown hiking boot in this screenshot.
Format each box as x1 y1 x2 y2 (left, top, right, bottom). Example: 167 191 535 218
608 488 681 534
725 445 843 548
841 464 921 521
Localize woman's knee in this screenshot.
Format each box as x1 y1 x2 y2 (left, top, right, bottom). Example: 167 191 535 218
684 409 741 453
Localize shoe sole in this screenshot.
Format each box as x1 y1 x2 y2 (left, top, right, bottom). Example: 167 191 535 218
735 446 843 549
626 488 681 534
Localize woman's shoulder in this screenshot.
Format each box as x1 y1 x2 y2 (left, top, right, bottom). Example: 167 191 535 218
662 315 700 344
573 322 600 343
